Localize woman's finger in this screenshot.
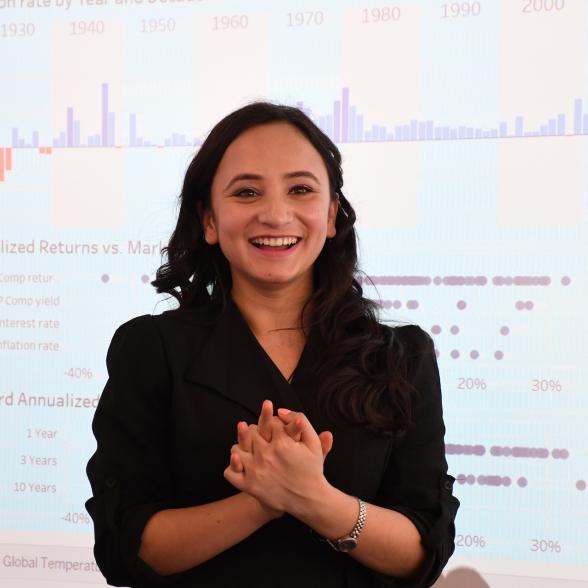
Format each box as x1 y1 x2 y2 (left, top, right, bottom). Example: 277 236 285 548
229 451 244 473
237 420 253 453
257 399 273 442
318 431 333 460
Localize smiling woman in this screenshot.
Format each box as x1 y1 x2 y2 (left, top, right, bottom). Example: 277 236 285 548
85 101 459 588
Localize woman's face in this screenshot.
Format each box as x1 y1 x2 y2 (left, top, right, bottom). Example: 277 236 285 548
203 122 337 294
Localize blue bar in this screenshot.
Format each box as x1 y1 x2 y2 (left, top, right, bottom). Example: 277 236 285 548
450 129 457 139
490 129 497 138
434 128 442 139
426 121 433 140
458 126 466 139
557 113 565 135
102 83 108 146
349 107 356 141
410 119 417 140
499 122 507 137
130 114 136 146
418 121 426 140
574 99 582 134
32 131 39 147
395 125 402 141
379 126 385 140
108 112 115 146
67 107 74 147
333 100 341 142
548 118 556 134
475 129 482 138
341 87 349 142
467 128 473 139
515 116 523 136
11 128 18 147
539 125 548 136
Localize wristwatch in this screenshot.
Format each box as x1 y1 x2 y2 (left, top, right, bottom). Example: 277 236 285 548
326 498 367 552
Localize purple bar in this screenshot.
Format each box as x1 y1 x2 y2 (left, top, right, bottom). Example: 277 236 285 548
67 107 74 147
557 113 565 135
108 112 115 146
365 131 371 140
59 131 66 147
418 121 426 140
499 122 507 137
74 120 80 146
490 129 498 137
583 113 588 134
341 87 349 142
434 128 442 139
443 127 450 139
426 121 433 140
52 138 58 147
410 119 417 140
475 129 482 138
379 126 385 140
371 124 378 141
32 131 39 147
548 118 556 134
333 100 341 142
11 128 18 147
574 99 582 134
539 125 548 136
515 116 523 136
349 106 356 141
102 83 108 147
403 124 411 140
467 128 473 139
450 129 457 139
89 136 95 146
357 114 363 140
18 139 24 147
130 114 136 146
458 126 466 139
395 125 402 141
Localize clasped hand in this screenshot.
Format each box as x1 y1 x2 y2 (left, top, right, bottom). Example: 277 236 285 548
223 399 333 518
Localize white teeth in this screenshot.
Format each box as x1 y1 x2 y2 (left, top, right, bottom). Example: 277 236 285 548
251 237 299 247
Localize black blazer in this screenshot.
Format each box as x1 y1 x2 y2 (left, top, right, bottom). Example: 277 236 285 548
85 297 460 588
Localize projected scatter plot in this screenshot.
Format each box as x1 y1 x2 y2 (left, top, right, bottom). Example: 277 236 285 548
499 1 585 226
52 21 124 228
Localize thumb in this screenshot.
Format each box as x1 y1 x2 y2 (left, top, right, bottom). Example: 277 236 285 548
318 431 333 460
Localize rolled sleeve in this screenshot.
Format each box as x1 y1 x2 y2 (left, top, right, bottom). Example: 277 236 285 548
370 326 460 588
85 315 177 586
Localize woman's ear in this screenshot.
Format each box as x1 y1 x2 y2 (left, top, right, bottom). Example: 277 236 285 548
197 202 218 245
326 194 338 238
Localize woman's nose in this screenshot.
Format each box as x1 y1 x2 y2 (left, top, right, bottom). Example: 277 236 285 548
257 194 292 226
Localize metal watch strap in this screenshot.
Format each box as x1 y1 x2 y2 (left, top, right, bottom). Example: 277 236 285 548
327 497 367 552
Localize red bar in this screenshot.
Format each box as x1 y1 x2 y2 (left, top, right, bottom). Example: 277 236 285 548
5 147 11 171
0 148 5 182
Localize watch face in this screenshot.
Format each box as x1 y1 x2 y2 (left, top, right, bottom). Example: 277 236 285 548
337 537 358 552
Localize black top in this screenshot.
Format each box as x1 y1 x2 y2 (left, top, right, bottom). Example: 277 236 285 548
85 297 460 588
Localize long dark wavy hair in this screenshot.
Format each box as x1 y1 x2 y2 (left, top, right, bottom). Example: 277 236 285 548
152 101 424 438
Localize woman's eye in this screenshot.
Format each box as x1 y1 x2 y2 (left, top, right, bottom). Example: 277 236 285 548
290 185 313 194
235 188 258 197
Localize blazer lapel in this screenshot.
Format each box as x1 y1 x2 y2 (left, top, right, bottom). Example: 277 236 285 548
184 297 304 417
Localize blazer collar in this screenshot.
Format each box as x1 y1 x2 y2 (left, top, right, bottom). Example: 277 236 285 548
184 296 310 416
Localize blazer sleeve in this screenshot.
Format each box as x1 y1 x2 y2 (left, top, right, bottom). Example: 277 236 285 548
85 315 178 587
369 325 460 588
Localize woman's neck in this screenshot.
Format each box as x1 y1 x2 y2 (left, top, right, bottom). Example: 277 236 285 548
230 278 312 339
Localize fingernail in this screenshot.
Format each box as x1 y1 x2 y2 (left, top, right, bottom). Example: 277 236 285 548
278 408 291 415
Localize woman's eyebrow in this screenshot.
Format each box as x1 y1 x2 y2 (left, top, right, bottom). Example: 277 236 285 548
223 170 321 191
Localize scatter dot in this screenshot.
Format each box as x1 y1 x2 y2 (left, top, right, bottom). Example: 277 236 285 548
431 325 441 334
494 350 504 360
500 326 509 335
470 350 479 359
515 301 524 310
393 300 401 309
518 477 528 488
141 274 150 283
434 276 442 285
505 276 513 285
450 325 459 334
502 476 511 486
525 301 534 310
561 276 571 286
457 300 466 310
101 274 110 283
450 349 460 359
577 480 587 491
466 475 475 484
